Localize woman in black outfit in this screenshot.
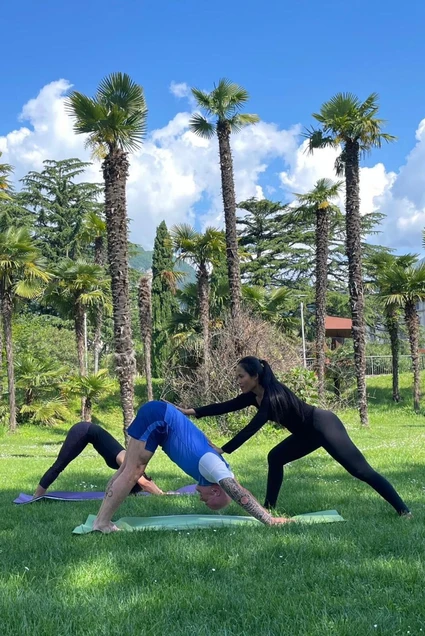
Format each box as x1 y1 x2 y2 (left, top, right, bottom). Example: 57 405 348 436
176 356 410 516
33 422 163 498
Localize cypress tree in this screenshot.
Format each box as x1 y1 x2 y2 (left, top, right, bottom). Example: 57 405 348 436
151 221 178 377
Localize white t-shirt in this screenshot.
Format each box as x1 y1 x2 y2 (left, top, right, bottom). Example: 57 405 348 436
198 452 234 484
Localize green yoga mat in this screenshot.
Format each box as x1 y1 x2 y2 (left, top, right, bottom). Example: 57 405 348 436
73 510 344 534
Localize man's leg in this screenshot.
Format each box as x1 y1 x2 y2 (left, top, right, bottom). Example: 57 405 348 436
264 434 321 508
93 439 154 532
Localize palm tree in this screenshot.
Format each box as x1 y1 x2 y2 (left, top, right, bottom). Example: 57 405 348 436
0 155 14 398
171 225 226 376
367 253 416 403
0 153 13 201
15 354 67 405
138 273 153 401
66 72 147 435
190 79 259 324
306 93 396 425
20 397 70 427
79 209 107 372
0 227 50 431
293 179 343 400
241 286 296 333
44 260 111 417
378 259 425 412
61 369 113 422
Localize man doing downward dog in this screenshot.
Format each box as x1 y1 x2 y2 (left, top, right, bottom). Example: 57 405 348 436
93 401 292 532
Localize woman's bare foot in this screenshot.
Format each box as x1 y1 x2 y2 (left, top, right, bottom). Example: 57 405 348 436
33 485 47 499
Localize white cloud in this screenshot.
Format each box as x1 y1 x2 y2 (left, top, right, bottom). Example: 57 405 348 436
2 79 425 254
169 81 191 99
0 81 300 247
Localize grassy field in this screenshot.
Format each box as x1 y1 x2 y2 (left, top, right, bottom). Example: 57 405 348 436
1 373 425 635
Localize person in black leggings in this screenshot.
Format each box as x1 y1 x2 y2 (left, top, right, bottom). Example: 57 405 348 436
33 422 163 498
175 356 411 516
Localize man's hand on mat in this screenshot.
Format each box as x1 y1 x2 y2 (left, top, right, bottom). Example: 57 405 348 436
92 522 120 533
270 517 295 525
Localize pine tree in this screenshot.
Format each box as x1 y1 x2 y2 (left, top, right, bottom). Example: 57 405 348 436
151 221 178 377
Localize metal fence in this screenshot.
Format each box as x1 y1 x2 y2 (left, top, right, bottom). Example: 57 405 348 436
306 355 425 376
365 355 425 376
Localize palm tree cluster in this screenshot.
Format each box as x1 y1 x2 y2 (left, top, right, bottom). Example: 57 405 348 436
3 72 424 436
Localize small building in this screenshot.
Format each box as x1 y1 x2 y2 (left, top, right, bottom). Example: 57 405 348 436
325 315 352 349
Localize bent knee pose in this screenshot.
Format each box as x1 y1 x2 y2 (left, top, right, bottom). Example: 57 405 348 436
93 401 292 532
175 356 410 516
34 422 162 498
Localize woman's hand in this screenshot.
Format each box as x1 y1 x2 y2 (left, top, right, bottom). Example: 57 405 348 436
161 399 195 417
208 441 224 455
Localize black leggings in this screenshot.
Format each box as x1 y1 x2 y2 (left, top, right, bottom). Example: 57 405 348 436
264 408 410 515
39 422 125 490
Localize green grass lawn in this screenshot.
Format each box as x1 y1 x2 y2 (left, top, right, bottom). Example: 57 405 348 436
1 374 425 635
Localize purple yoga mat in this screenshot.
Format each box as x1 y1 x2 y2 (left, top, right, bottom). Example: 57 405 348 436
13 484 197 504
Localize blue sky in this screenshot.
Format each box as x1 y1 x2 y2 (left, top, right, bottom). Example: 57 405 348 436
2 0 425 251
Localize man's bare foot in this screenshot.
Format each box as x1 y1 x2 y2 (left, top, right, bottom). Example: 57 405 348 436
92 522 120 533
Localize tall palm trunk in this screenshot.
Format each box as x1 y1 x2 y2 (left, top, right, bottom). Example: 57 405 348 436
197 262 210 396
1 285 16 431
75 301 86 419
138 275 153 402
216 121 241 325
345 140 368 426
83 396 92 422
404 300 420 412
385 306 400 403
103 149 135 436
93 236 106 373
315 207 329 401
0 298 2 398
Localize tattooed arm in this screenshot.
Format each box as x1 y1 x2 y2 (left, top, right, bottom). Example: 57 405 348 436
219 477 291 526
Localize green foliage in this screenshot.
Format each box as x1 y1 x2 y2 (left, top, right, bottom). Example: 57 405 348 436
306 92 396 175
281 367 319 405
13 314 78 370
151 221 179 377
242 285 297 333
15 354 68 404
19 158 103 263
237 196 389 290
237 198 292 286
61 369 114 403
43 259 111 323
0 226 50 294
190 78 259 139
66 72 148 155
0 151 13 200
20 397 70 426
130 243 195 284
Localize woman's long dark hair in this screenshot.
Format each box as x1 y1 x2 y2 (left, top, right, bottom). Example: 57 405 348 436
238 356 304 423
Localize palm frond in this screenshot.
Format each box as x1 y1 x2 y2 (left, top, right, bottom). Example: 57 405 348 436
228 113 260 134
189 113 215 139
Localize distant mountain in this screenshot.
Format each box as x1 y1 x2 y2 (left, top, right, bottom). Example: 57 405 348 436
130 244 196 285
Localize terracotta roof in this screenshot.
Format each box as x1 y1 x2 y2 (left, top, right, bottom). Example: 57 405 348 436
325 315 352 338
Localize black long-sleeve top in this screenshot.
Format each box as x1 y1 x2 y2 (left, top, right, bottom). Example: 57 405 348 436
194 391 316 454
